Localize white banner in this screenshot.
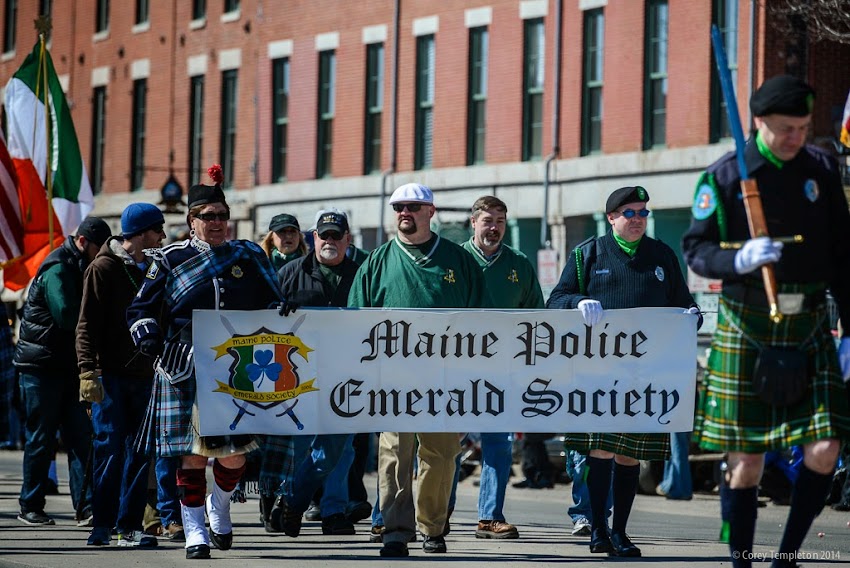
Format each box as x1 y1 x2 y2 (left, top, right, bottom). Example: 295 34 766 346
194 308 697 436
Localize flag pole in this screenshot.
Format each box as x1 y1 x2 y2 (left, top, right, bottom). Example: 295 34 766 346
34 17 54 251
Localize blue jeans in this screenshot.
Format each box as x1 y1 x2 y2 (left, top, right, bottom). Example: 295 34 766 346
285 433 354 516
658 432 693 500
155 456 181 526
321 438 355 516
90 375 152 532
567 451 612 523
19 372 92 514
449 432 513 521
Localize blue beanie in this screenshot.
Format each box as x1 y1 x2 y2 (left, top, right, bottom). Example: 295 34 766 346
121 203 164 237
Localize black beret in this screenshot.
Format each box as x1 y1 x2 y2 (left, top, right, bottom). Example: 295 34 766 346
187 184 227 210
269 213 300 232
750 75 815 118
605 186 650 214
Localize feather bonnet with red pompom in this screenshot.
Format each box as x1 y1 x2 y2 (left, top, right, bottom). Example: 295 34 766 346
187 163 227 210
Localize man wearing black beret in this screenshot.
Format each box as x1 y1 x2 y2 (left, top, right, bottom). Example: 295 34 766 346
547 187 701 558
683 75 850 568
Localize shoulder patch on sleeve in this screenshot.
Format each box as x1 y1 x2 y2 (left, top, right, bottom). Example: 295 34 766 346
692 182 718 221
145 262 159 280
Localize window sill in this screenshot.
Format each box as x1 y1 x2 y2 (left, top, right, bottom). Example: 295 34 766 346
1 50 15 62
221 10 240 24
189 17 206 30
93 30 109 43
132 22 150 34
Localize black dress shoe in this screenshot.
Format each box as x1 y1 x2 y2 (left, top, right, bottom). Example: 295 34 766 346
379 540 409 557
589 528 613 554
422 535 447 553
270 500 302 538
186 544 211 559
209 528 233 550
610 531 641 557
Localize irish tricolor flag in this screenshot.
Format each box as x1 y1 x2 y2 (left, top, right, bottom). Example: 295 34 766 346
1 40 93 291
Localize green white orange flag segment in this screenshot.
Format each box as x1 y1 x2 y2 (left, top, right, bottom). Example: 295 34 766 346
2 40 93 291
0 130 23 264
841 89 850 149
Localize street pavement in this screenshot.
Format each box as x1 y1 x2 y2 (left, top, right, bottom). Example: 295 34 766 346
0 450 848 567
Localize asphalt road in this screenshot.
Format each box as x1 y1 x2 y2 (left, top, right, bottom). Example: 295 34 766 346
0 449 848 567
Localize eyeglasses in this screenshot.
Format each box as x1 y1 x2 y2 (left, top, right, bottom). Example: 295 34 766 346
195 212 230 222
392 203 423 213
318 231 343 241
148 225 165 234
619 208 651 219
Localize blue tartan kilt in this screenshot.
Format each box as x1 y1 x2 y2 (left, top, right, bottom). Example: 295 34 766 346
136 371 260 458
695 289 850 453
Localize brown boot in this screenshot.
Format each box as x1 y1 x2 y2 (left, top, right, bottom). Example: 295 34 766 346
475 520 519 539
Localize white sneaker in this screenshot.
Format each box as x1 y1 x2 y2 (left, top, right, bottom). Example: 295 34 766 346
571 518 591 537
116 531 158 548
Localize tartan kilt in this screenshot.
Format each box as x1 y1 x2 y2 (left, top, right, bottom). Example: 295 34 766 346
695 290 850 454
257 434 295 496
564 433 670 461
136 371 260 458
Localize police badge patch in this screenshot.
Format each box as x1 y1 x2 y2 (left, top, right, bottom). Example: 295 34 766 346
692 184 717 220
655 266 665 282
804 179 819 202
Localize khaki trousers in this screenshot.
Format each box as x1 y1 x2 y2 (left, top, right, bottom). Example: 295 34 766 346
378 432 460 543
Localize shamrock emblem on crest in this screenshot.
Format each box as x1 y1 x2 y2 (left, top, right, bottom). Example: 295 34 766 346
245 349 283 389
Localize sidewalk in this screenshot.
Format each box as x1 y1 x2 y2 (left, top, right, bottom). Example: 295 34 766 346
0 449 847 567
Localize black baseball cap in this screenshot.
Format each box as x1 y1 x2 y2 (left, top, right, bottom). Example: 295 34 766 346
269 214 300 232
76 216 112 247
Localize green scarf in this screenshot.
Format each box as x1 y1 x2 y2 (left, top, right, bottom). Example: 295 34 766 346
612 232 641 257
756 131 784 169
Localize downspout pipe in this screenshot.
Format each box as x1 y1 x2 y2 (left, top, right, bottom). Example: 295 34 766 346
747 0 756 132
377 0 401 247
541 0 563 249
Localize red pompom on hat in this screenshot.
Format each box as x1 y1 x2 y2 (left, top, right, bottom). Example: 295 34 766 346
207 164 223 185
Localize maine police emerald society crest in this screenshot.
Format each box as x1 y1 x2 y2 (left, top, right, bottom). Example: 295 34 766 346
211 321 317 430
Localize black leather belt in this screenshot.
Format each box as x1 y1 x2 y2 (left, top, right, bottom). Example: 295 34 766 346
722 283 826 311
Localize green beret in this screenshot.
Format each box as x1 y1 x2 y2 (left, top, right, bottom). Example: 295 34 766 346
750 75 815 117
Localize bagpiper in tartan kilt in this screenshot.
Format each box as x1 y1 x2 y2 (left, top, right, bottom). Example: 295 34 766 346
695 283 850 454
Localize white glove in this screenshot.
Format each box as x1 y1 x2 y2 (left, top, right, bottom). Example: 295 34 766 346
734 236 783 275
839 338 850 382
577 299 604 327
684 307 700 316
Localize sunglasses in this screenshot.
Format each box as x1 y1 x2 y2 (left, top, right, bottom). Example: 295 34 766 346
318 231 344 241
148 225 165 234
195 212 230 222
392 203 423 213
619 208 651 219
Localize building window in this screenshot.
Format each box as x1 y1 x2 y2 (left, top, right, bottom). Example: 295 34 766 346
188 75 204 186
192 0 206 20
272 57 289 182
220 70 238 188
710 0 738 142
130 79 147 191
90 87 106 195
522 19 544 162
363 43 384 175
135 0 149 25
414 35 435 171
581 9 604 156
224 0 239 13
3 0 16 53
643 0 668 149
467 27 488 166
39 0 51 42
96 0 109 33
316 50 336 179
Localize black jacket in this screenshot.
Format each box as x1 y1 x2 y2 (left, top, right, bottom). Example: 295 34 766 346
277 252 359 308
14 237 87 375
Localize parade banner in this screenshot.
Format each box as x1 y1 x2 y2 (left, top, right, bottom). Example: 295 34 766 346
194 307 697 436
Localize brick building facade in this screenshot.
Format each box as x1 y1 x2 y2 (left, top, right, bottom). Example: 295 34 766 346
1 0 848 285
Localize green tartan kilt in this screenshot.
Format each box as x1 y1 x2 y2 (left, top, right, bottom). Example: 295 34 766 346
695 290 850 454
564 433 670 461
